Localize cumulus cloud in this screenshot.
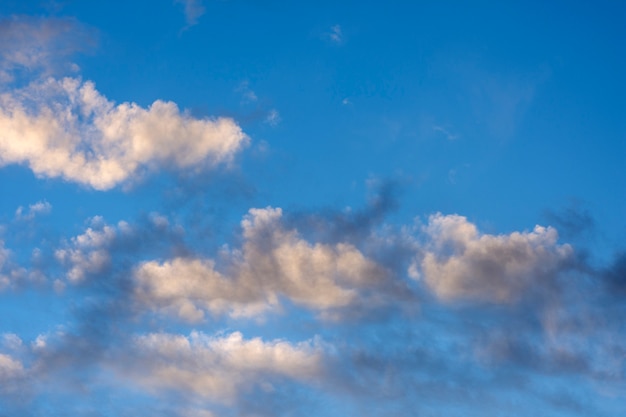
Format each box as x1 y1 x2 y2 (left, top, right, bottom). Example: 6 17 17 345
55 217 128 283
0 77 248 190
134 207 394 322
122 331 322 403
412 213 574 302
55 214 184 284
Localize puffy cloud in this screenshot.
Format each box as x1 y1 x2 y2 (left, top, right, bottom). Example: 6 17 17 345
55 214 183 284
134 207 393 321
0 77 249 190
123 331 322 402
413 213 574 302
55 217 126 283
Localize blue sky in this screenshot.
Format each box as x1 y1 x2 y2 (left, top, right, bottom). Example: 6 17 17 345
0 1 624 416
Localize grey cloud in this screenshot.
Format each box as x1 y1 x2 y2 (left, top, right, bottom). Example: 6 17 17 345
0 15 96 82
601 251 626 295
413 213 575 303
544 203 595 240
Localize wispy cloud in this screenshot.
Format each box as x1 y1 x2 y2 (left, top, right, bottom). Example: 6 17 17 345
265 108 281 126
433 125 459 141
235 80 258 104
0 15 96 82
328 24 343 44
15 200 52 221
175 0 206 27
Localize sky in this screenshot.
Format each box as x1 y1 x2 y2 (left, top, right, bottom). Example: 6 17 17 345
0 1 624 416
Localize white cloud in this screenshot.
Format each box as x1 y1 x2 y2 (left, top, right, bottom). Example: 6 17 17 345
412 213 574 302
1 334 22 351
175 0 206 27
123 331 322 403
0 353 24 382
55 217 126 283
134 207 391 321
0 77 249 190
15 200 52 220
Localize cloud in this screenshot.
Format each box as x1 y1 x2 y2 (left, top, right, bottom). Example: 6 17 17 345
0 77 249 190
15 200 52 221
55 217 127 283
134 207 395 322
0 15 96 82
0 353 24 385
235 80 258 104
328 25 343 44
0 242 11 290
544 203 595 240
432 125 459 141
55 214 185 284
412 213 574 303
175 0 206 27
121 331 323 403
602 252 626 295
265 109 281 126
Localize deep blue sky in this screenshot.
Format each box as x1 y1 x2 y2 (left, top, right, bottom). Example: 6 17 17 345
0 1 624 416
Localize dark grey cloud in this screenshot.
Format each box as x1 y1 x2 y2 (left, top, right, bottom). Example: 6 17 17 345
544 203 595 240
602 251 626 295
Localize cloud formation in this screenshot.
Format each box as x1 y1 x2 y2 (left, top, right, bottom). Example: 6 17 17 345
0 77 249 189
15 200 52 221
134 207 394 321
413 213 574 302
121 331 322 403
175 0 206 27
0 15 95 82
0 353 23 383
